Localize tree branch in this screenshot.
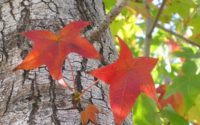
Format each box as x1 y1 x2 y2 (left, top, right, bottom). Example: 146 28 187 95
143 0 153 57
143 0 167 56
87 0 129 41
147 0 167 37
157 24 200 49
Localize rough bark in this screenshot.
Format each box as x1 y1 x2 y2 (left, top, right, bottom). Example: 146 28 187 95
0 0 120 124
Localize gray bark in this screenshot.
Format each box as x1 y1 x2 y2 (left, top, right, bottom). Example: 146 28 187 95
0 0 119 124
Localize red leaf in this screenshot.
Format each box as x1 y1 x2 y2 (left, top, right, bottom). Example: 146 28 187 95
80 104 99 125
157 84 185 114
89 36 158 124
14 21 100 80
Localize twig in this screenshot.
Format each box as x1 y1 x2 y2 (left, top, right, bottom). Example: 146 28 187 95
157 24 200 49
87 0 129 41
147 0 167 37
80 79 100 97
143 0 167 56
143 0 153 57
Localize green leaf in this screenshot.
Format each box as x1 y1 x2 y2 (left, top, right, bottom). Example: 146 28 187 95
132 94 161 125
103 0 116 12
163 0 194 18
182 60 197 74
127 1 150 18
188 94 200 124
161 106 188 125
189 15 200 36
174 48 194 58
193 0 200 4
165 61 200 111
173 47 199 59
110 20 124 36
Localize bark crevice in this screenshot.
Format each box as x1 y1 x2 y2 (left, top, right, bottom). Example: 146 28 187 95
2 81 14 115
49 76 60 125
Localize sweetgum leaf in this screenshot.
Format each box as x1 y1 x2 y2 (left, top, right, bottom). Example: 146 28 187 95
161 106 188 125
127 1 150 18
14 21 100 81
80 104 99 125
162 0 193 19
165 61 200 111
157 84 185 115
188 94 200 124
133 94 161 125
89 36 158 124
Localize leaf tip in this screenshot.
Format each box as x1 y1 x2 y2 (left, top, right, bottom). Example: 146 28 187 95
97 54 104 60
152 58 159 66
12 65 22 72
87 70 93 75
12 67 18 72
20 32 27 36
58 78 68 88
87 70 97 79
72 20 91 29
115 35 123 43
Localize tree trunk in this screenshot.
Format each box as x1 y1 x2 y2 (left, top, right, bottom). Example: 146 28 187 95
0 0 121 124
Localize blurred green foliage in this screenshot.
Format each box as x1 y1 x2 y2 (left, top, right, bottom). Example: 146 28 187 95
104 0 200 124
133 94 161 125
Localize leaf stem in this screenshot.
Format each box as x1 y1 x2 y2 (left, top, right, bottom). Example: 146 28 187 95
67 57 76 92
80 79 100 97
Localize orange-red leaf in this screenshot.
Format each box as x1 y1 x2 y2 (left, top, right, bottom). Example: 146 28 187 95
80 104 99 125
89 36 158 124
14 21 100 81
147 0 153 3
165 38 179 52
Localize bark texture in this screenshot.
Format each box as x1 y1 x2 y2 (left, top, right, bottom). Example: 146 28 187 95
0 0 119 124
